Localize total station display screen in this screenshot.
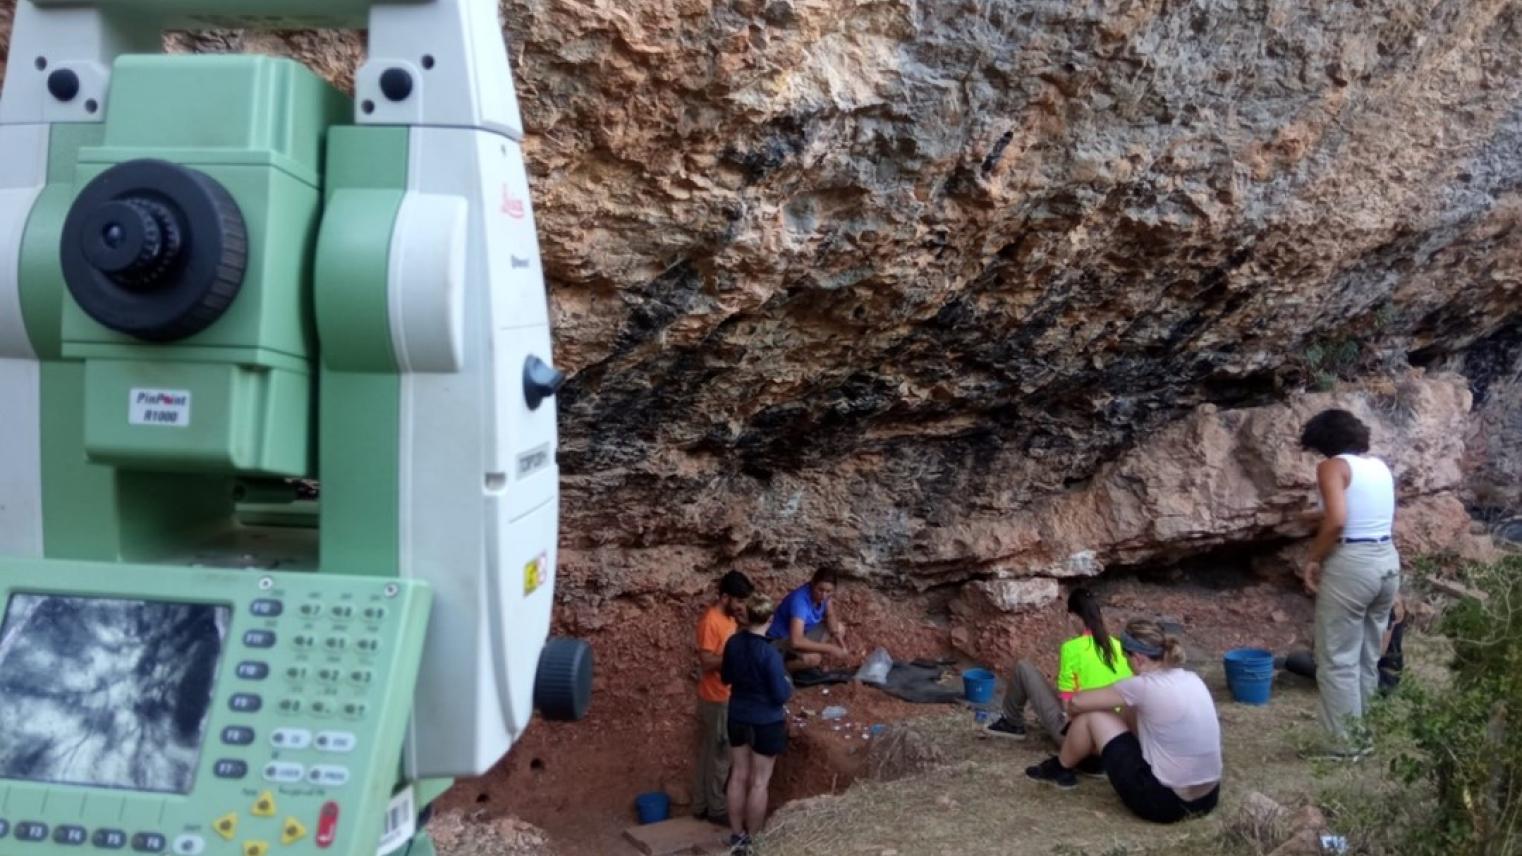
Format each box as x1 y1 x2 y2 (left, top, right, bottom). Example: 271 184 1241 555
0 594 231 794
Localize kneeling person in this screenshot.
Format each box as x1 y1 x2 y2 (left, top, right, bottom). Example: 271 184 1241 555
1026 620 1221 824
767 567 850 672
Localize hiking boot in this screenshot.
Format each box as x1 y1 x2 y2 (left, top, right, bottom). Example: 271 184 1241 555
1075 756 1106 779
984 716 1027 739
1025 756 1078 790
726 833 752 855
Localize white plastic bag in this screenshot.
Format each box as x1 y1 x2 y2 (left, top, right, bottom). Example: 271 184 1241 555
854 647 893 684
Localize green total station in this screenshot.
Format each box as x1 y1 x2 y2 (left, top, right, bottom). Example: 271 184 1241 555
0 2 593 855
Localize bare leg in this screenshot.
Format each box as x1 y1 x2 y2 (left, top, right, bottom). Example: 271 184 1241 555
1059 710 1130 769
744 752 778 834
725 746 752 838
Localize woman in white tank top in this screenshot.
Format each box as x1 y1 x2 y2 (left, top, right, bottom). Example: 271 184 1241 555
1299 409 1401 757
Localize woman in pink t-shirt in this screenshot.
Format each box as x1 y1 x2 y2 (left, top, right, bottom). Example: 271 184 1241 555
1025 620 1222 823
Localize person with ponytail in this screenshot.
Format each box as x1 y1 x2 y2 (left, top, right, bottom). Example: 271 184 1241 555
1026 620 1222 824
986 588 1131 749
721 593 793 852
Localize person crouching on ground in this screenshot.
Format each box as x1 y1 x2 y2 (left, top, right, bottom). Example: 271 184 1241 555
766 567 851 673
722 594 793 851
1026 620 1222 824
985 588 1132 757
693 570 754 826
1299 408 1400 758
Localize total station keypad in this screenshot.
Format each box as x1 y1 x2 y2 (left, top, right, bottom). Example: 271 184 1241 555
220 590 390 795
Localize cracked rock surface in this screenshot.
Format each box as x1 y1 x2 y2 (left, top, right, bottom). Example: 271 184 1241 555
3 1 1520 603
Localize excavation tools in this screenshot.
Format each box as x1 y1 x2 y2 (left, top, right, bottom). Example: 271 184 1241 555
0 2 591 854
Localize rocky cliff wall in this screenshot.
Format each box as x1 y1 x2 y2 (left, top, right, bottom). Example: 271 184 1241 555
2 1 1520 606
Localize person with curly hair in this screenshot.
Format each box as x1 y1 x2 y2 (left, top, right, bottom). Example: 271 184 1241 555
1299 408 1400 758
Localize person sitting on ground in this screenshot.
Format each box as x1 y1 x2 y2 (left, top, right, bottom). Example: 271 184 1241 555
1026 620 1222 825
985 587 1132 747
692 569 754 826
766 567 851 673
722 594 793 852
1299 408 1401 758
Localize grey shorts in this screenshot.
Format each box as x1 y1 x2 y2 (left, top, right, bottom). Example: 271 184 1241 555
771 625 828 660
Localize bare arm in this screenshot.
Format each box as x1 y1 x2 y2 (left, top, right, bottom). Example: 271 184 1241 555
789 617 844 657
698 650 723 672
825 601 846 647
1304 458 1349 593
1067 686 1127 716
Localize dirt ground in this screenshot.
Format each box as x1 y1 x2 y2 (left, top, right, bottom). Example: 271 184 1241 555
752 630 1452 856
435 561 1329 855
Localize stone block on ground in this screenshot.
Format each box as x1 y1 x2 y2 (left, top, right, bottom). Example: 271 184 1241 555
1268 828 1324 856
622 816 728 856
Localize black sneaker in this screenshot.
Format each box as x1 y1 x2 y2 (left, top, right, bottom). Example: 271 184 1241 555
1075 756 1106 779
1025 756 1077 790
727 833 751 854
984 716 1027 739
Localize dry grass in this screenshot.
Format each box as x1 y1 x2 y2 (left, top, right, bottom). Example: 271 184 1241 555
752 635 1453 856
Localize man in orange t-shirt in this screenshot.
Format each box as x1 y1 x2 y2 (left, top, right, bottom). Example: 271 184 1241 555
693 570 754 824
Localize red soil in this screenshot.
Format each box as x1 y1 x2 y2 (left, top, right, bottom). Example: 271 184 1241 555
436 567 1316 855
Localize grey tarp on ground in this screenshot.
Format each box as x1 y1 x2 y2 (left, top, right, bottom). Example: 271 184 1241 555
863 660 965 704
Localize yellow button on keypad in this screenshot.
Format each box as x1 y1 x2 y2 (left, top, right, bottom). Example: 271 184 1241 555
251 791 277 817
214 813 239 840
243 841 270 856
279 818 307 846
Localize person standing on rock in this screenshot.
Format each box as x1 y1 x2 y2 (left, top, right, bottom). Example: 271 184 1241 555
722 593 793 852
985 588 1131 749
1027 620 1221 824
692 570 755 826
766 567 851 672
1299 408 1400 758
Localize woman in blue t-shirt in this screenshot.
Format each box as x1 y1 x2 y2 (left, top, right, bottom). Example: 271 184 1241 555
765 567 851 671
722 594 793 851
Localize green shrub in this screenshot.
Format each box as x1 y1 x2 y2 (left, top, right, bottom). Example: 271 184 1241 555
1363 559 1522 855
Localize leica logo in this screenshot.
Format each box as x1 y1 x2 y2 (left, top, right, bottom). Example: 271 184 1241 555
500 185 526 219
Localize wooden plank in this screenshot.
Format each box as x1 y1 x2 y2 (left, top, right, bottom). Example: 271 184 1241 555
621 816 728 856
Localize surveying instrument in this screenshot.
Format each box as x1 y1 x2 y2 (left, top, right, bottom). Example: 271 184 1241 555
0 1 592 854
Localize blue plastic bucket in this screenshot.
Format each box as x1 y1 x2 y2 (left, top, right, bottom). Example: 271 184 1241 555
1223 648 1274 705
962 668 996 704
634 792 670 825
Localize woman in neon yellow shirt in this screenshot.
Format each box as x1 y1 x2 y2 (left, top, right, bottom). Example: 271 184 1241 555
986 588 1131 749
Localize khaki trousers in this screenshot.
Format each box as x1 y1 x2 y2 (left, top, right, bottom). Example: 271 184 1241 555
692 699 730 817
1002 659 1067 739
1316 541 1401 748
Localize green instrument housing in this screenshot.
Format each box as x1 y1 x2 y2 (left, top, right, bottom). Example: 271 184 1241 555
30 55 347 479
0 560 431 856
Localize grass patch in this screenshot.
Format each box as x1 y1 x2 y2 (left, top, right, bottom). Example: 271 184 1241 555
753 650 1409 856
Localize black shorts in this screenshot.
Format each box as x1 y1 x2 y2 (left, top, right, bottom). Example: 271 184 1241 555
1102 733 1219 824
728 719 788 757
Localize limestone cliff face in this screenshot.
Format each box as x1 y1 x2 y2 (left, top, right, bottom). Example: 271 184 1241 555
3 1 1520 606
